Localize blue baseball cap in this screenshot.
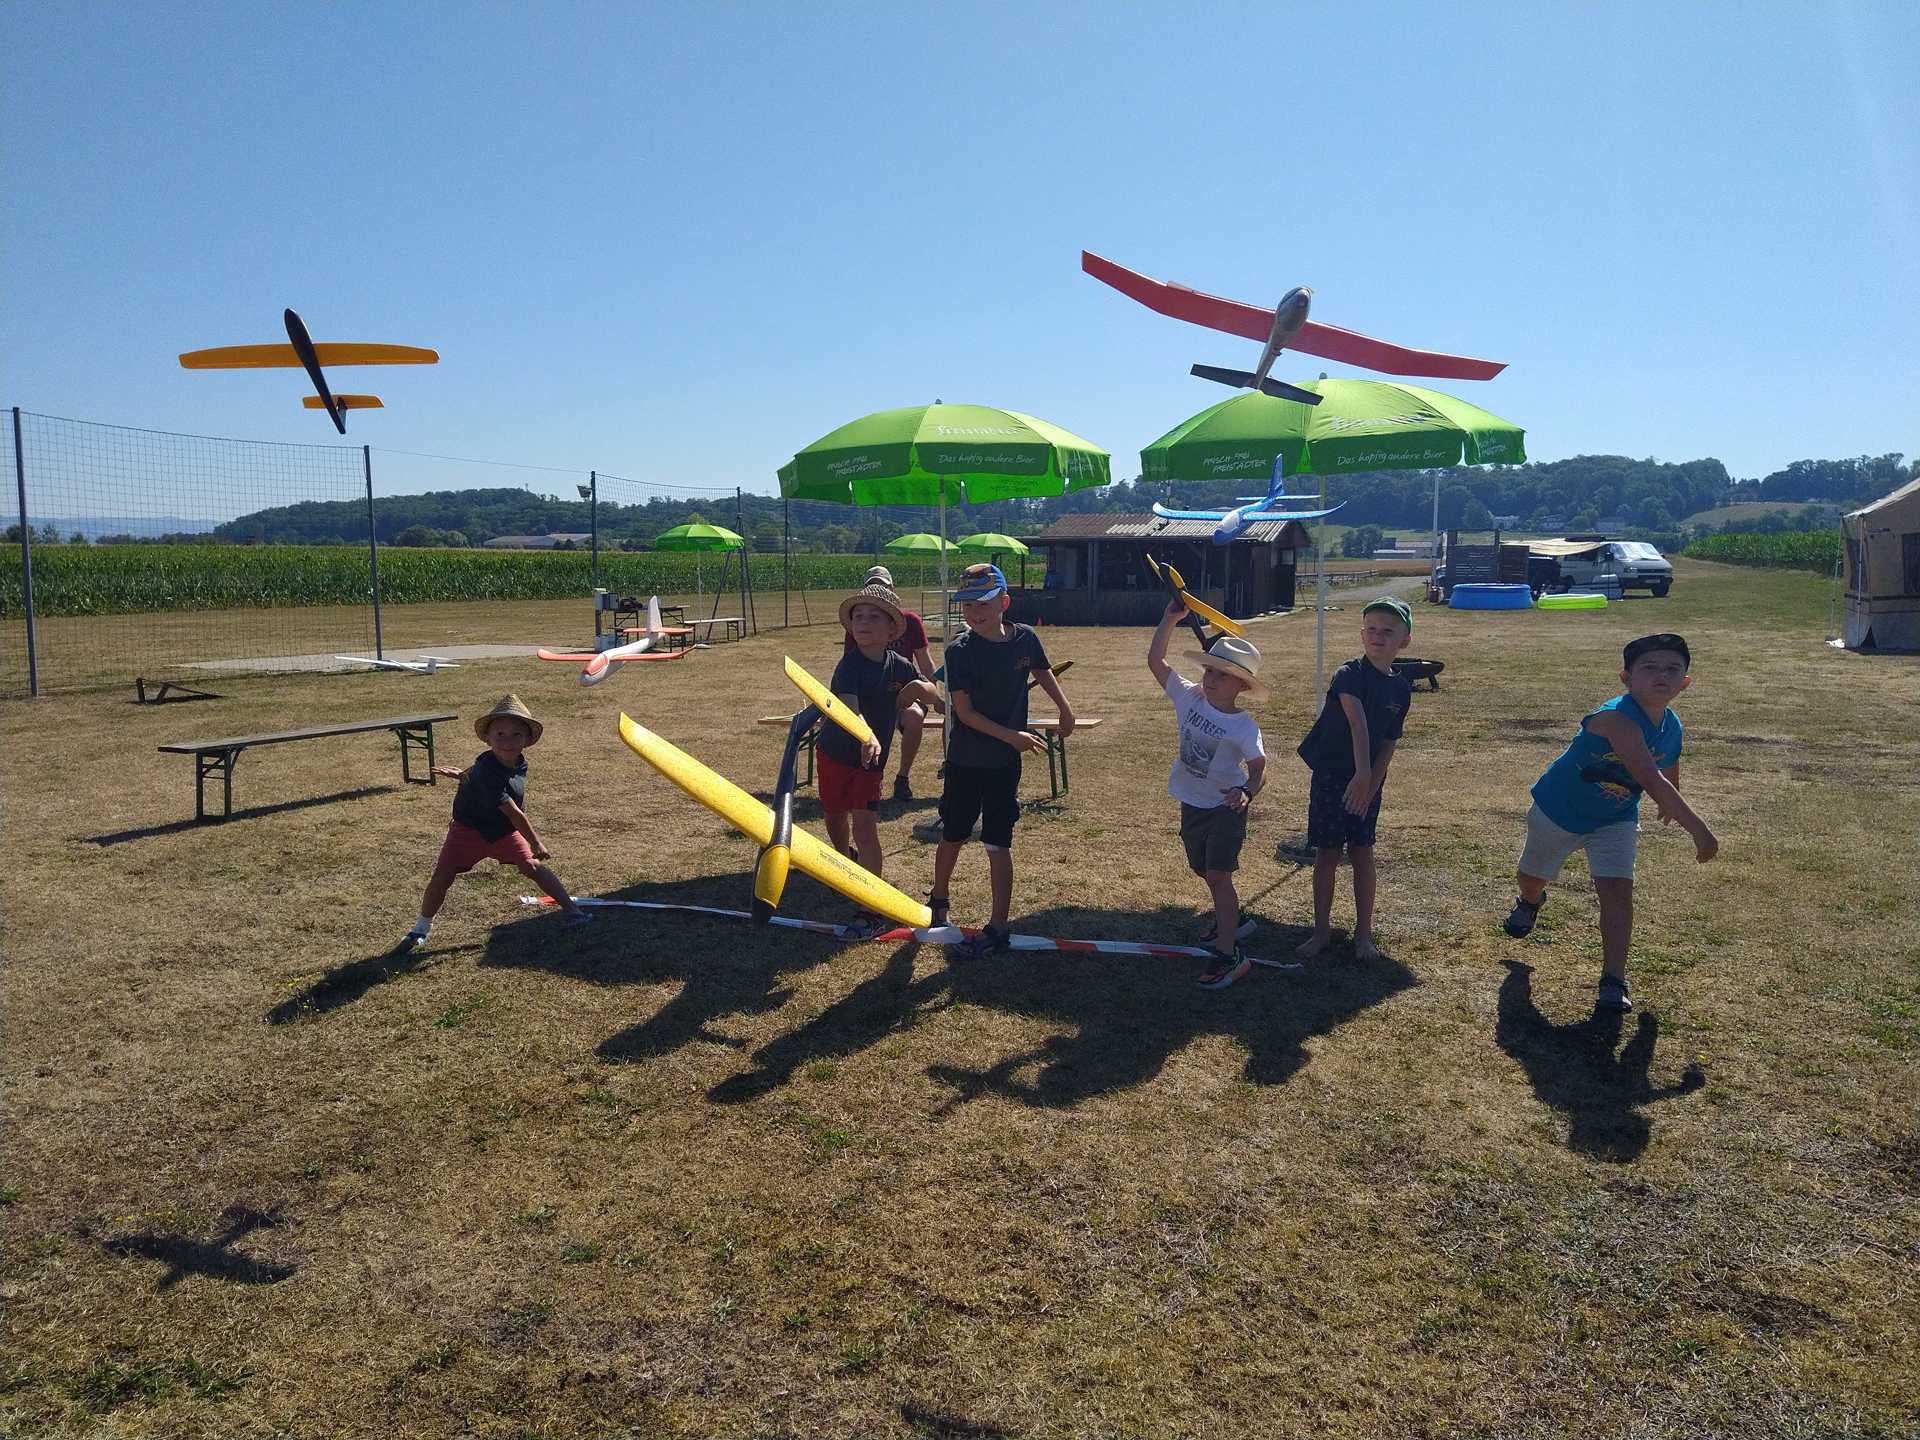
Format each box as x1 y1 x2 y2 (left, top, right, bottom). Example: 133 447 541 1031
953 562 1008 602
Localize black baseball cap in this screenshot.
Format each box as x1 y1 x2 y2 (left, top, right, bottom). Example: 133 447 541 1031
1624 633 1690 670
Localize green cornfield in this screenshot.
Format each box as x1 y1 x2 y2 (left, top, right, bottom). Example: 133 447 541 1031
0 544 1040 617
1684 531 1840 574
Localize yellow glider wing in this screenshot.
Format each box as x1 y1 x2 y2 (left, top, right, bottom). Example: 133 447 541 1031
179 342 440 369
783 656 877 747
1159 560 1247 638
617 714 931 930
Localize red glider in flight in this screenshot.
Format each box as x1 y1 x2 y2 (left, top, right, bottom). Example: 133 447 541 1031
1082 251 1505 407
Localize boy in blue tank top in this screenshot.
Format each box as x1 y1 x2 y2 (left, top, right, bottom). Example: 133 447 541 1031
1502 633 1719 1012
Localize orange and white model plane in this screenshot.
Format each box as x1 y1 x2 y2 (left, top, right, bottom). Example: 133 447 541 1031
537 596 690 685
179 309 438 434
1081 251 1505 407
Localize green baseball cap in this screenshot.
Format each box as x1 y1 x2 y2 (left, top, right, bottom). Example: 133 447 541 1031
1363 595 1413 633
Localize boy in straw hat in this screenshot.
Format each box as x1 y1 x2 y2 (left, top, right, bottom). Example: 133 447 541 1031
823 583 938 913
1147 597 1269 989
401 694 587 952
845 566 939 802
1294 596 1414 961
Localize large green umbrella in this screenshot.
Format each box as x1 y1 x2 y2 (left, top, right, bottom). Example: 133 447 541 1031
779 401 1109 609
1142 381 1524 696
654 522 743 620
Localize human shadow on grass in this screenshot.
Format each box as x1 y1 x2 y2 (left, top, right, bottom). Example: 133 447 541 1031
265 941 480 1025
709 904 1417 1110
86 786 397 846
473 871 857 1063
1495 960 1705 1163
102 1205 294 1289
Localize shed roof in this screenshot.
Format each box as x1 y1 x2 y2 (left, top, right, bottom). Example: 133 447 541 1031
1031 512 1308 545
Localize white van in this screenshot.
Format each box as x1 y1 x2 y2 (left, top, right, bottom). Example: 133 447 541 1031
1556 541 1673 597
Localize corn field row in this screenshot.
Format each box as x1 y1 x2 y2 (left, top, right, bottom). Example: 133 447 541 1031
1683 532 1840 574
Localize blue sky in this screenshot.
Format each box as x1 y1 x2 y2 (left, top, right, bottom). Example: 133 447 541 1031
3 1 1915 505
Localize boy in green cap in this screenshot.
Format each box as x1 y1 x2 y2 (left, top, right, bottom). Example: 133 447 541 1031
1294 596 1413 960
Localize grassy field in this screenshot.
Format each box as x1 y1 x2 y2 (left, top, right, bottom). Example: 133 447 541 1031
3 559 1917 1437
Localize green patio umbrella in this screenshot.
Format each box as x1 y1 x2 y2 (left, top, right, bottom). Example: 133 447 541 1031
1141 381 1524 697
955 531 1032 591
883 531 956 613
654 521 743 621
778 402 1109 611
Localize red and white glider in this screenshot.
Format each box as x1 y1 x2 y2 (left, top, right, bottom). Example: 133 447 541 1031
1081 250 1506 383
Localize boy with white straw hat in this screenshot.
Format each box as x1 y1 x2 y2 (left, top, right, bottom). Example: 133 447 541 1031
401 694 588 953
1147 598 1269 989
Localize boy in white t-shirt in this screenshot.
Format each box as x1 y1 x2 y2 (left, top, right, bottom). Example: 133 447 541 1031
1147 598 1269 989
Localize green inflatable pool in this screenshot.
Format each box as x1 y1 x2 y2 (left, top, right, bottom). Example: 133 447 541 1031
1537 592 1608 610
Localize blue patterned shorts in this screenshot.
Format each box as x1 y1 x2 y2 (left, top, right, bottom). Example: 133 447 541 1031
1307 768 1384 851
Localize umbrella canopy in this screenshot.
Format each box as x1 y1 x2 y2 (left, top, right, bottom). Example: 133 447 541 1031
953 532 1030 555
653 522 743 550
1141 381 1524 483
883 532 954 554
779 402 1109 506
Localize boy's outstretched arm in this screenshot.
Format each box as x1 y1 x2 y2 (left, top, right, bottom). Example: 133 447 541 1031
1339 692 1374 815
1588 714 1718 862
1032 667 1075 738
1146 598 1185 688
499 795 551 860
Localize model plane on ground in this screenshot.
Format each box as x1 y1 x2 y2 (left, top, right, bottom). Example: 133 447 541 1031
179 309 438 434
537 596 688 685
334 654 460 674
1151 457 1345 544
1082 251 1506 406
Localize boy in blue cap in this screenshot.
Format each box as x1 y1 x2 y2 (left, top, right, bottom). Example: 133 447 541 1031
1502 632 1719 1012
928 562 1075 959
1295 596 1414 961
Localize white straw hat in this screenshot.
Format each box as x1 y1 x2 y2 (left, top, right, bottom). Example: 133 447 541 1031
1185 635 1268 701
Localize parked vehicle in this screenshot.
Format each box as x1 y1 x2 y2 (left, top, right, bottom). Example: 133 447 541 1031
1536 538 1674 597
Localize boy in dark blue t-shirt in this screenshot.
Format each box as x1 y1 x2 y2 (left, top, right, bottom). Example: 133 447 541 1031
1295 597 1413 960
930 563 1075 960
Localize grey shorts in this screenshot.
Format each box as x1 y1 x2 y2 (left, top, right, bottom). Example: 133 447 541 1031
1517 803 1639 882
1180 802 1248 874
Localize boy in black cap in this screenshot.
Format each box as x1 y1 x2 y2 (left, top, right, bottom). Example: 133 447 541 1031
1295 596 1414 961
1503 632 1717 1012
929 562 1075 959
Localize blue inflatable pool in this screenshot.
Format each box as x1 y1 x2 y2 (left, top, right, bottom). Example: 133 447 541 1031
1448 583 1534 610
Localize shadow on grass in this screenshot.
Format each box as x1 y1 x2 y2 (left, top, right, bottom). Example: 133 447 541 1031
1495 960 1706 1163
266 942 478 1025
86 786 398 845
900 1401 1020 1438
102 1205 293 1289
709 903 1417 1110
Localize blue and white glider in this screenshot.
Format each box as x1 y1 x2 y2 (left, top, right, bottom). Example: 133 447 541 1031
1151 459 1344 544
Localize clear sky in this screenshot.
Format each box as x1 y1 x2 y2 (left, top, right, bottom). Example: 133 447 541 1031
3 1 1915 504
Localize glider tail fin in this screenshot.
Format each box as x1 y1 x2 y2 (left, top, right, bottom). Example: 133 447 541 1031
1190 364 1324 407
646 594 662 635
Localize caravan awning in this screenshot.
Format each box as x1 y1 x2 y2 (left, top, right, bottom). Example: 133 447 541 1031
1526 539 1610 558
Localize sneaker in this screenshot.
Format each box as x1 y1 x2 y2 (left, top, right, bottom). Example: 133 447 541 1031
928 895 950 928
1197 947 1253 990
1199 916 1258 945
400 928 429 954
892 776 913 803
1503 895 1544 938
1596 976 1633 1012
953 924 1010 961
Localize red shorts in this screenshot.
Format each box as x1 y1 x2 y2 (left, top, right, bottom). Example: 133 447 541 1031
436 821 536 874
818 752 882 814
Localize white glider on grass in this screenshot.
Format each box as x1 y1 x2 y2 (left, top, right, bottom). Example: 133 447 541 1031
537 596 688 685
334 654 461 674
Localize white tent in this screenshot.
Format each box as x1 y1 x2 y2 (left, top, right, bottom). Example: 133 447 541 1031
1842 475 1920 652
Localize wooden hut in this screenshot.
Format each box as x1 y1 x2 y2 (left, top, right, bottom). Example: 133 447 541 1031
1009 513 1311 627
1843 476 1920 652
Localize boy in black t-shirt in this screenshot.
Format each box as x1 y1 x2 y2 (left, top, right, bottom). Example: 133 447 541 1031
822 582 937 888
402 694 586 952
930 564 1075 959
1294 597 1413 960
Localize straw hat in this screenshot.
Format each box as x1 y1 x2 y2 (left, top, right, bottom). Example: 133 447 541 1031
865 564 895 585
839 582 907 638
1185 635 1268 701
474 693 543 745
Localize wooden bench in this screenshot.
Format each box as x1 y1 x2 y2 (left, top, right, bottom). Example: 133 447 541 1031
690 616 746 643
620 624 696 652
159 712 457 821
754 713 1101 800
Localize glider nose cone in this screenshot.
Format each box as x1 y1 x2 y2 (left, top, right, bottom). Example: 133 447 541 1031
1271 287 1312 342
752 845 792 923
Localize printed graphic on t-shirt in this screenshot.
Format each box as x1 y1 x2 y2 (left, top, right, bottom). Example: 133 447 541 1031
1179 726 1219 779
1579 753 1640 804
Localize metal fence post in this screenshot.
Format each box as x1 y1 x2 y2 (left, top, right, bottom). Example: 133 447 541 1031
782 498 790 630
12 408 38 697
364 444 383 660
588 470 600 589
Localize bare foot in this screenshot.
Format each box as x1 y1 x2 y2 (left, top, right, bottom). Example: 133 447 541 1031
1353 937 1382 961
1296 931 1333 958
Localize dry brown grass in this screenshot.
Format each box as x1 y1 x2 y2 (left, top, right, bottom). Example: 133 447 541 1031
3 560 1917 1438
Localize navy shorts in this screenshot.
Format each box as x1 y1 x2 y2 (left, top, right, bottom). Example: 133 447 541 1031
1307 768 1384 851
940 762 1020 848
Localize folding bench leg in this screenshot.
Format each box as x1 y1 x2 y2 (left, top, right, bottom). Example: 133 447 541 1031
396 725 437 784
196 749 238 821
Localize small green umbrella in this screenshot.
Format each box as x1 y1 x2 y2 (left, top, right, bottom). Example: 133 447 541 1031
882 532 954 554
654 522 743 619
953 532 1030 555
